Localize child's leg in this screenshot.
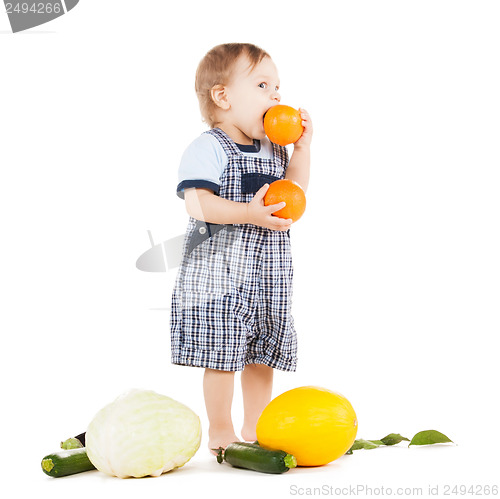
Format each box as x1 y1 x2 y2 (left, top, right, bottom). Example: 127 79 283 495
203 368 239 452
240 363 274 441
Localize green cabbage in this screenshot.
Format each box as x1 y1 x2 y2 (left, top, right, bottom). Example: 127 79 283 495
86 389 201 478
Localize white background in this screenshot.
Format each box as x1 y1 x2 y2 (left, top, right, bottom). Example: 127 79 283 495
1 0 499 497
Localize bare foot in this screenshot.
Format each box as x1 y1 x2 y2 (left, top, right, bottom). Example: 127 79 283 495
240 425 257 443
208 429 240 455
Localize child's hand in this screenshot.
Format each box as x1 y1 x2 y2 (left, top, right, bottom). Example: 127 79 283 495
247 184 293 231
294 108 313 148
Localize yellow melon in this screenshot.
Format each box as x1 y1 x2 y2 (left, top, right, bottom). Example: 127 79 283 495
256 386 358 466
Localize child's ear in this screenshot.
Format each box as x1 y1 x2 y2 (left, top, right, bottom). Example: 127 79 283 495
211 84 230 110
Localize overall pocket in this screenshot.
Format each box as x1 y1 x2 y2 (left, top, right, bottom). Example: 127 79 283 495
180 292 231 351
241 172 280 194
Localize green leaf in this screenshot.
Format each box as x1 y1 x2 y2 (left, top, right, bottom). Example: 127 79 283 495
380 433 410 446
409 430 453 446
347 434 409 453
348 439 383 452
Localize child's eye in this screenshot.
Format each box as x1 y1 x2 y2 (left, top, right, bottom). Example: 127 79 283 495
258 82 267 89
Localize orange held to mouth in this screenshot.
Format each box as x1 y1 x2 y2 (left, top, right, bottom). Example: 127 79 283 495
264 179 306 223
264 105 304 146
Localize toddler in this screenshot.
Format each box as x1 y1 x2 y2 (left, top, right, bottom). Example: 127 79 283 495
170 43 312 452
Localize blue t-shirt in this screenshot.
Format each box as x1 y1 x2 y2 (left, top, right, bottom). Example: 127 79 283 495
176 132 275 199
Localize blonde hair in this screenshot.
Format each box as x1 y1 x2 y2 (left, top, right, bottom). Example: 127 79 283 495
195 43 270 127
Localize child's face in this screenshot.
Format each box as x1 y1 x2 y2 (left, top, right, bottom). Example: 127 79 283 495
217 55 281 144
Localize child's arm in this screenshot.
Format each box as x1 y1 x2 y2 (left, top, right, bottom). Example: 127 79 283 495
285 108 313 192
184 185 292 231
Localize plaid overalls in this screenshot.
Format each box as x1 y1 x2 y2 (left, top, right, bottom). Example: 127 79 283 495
170 128 297 372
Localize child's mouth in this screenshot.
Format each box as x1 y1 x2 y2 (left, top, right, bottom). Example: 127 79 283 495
263 105 275 123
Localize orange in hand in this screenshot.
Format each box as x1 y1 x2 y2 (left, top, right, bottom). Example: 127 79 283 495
264 105 304 146
264 179 306 223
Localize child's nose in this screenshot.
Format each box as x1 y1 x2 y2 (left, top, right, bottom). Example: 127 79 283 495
272 91 281 102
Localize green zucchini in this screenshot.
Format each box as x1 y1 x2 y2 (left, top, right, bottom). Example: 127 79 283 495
41 448 96 477
216 442 297 474
60 437 84 450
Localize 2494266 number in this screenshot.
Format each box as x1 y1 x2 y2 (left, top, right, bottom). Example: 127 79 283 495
444 484 499 495
5 3 62 14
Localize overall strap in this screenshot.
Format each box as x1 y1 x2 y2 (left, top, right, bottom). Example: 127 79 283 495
271 141 289 173
207 127 289 173
206 128 242 157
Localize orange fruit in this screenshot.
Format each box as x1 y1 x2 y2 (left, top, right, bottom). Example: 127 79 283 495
264 105 304 146
264 179 306 223
256 386 358 467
